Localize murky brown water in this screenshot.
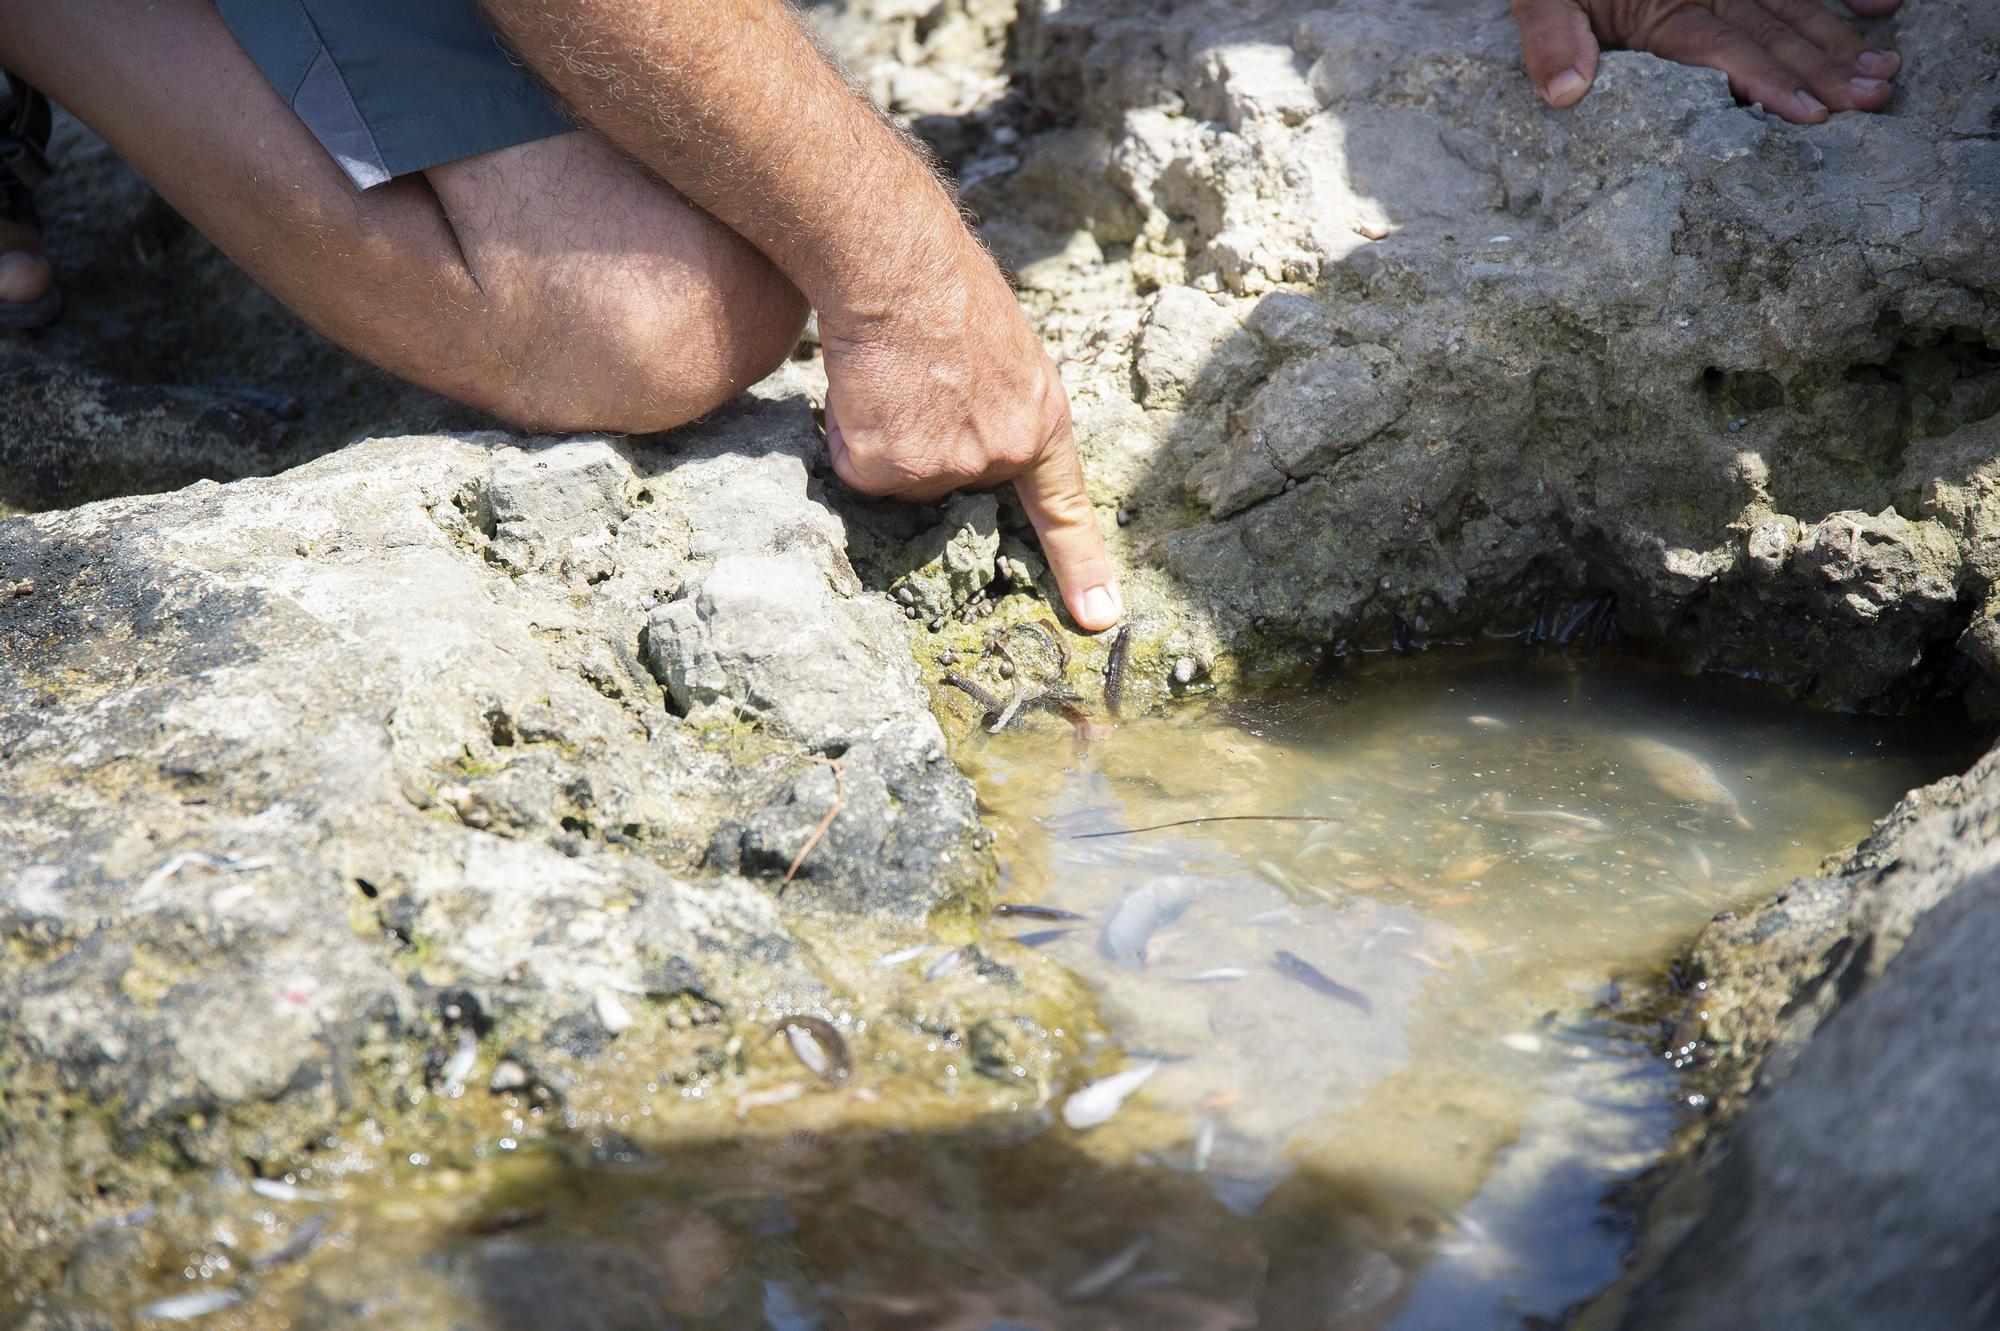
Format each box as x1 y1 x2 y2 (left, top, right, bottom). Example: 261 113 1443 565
960 652 1974 1327
23 653 1977 1330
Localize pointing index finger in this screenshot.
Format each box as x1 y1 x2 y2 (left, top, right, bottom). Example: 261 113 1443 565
1012 418 1122 633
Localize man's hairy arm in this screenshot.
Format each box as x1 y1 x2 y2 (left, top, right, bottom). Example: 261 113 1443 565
476 0 1124 632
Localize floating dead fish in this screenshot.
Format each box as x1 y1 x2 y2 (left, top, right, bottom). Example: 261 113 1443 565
249 1178 333 1203
136 1289 243 1320
1100 876 1203 967
1272 950 1374 1015
1174 967 1250 983
872 942 930 967
1061 1059 1161 1130
1012 927 1081 948
1627 736 1753 829
772 1015 852 1086
924 947 965 980
1064 1234 1152 1301
252 1212 330 1271
1470 793 1609 833
440 1028 477 1094
734 1080 807 1119
993 902 1085 922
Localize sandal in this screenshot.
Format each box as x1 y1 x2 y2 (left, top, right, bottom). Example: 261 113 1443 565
0 69 60 329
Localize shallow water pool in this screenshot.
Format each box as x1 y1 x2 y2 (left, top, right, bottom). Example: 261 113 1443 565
960 651 1974 1327
37 652 1980 1329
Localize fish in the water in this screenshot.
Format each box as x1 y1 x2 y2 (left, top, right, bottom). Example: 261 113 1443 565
1272 950 1374 1014
1100 876 1203 967
1469 792 1609 833
873 942 929 967
994 902 1085 922
249 1178 332 1203
1626 736 1753 829
1061 1059 1161 1129
1174 967 1250 983
1065 1234 1152 1300
1012 927 1081 948
772 1015 852 1085
135 1289 243 1320
252 1212 330 1271
924 947 965 980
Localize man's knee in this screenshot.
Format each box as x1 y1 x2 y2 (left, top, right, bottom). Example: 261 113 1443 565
464 267 810 436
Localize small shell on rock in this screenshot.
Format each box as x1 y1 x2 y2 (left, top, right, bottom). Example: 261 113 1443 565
489 1060 530 1093
9 579 32 597
1170 657 1198 685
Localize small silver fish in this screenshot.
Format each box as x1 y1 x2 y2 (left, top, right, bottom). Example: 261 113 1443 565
248 1178 332 1203
734 1080 807 1119
1061 1059 1161 1130
1174 967 1250 983
1466 715 1509 730
1065 1234 1152 1301
252 1212 329 1271
440 1029 477 1094
873 942 930 967
1627 737 1753 829
924 947 964 981
135 1289 243 1320
1470 793 1609 833
1100 877 1203 967
1012 927 1080 948
1193 1118 1217 1172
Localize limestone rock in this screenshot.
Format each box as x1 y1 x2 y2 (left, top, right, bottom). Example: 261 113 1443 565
887 491 1002 620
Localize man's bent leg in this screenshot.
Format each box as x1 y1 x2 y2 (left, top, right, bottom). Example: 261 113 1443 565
0 0 806 432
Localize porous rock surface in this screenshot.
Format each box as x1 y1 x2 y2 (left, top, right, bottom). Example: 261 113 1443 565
0 384 1003 1271
985 0 2000 712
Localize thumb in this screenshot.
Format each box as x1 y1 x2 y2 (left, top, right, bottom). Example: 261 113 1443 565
1013 424 1122 633
1510 0 1600 107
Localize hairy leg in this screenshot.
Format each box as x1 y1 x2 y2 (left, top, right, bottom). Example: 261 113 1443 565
0 0 805 431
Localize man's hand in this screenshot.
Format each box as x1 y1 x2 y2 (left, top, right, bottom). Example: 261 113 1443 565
819 233 1120 632
475 0 1122 633
1511 0 1902 124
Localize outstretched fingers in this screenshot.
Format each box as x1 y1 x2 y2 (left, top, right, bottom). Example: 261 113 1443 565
1510 0 1600 107
1711 0 1895 112
1012 422 1122 633
1642 6 1830 122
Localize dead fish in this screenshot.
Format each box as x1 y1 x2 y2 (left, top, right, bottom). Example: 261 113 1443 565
252 1212 329 1271
1174 967 1250 983
734 1080 807 1120
249 1178 332 1203
1627 736 1753 829
1061 1059 1161 1130
872 942 930 967
1192 1118 1217 1172
135 1289 243 1320
924 947 965 980
1470 793 1609 833
1064 1234 1152 1301
1466 715 1509 730
1012 927 1081 948
1272 950 1374 1015
440 1028 477 1094
1100 876 1203 967
1103 624 1131 718
772 1015 852 1086
993 902 1085 922
1243 908 1296 927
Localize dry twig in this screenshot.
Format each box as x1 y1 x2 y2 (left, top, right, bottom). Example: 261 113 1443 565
781 756 845 886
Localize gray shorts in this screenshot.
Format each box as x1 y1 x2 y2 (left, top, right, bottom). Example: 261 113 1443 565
215 0 573 190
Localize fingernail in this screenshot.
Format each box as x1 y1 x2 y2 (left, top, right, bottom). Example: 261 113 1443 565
1079 585 1121 628
1856 50 1896 77
1796 91 1828 118
1545 69 1588 105
1848 76 1888 98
